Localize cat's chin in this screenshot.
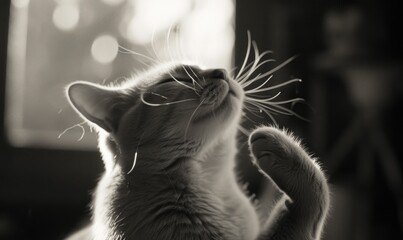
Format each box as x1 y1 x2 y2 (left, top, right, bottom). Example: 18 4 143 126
193 80 243 123
192 94 241 132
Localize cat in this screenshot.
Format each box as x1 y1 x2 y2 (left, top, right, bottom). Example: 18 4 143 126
65 60 330 240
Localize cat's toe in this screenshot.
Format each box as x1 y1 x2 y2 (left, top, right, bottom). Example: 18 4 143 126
248 127 291 161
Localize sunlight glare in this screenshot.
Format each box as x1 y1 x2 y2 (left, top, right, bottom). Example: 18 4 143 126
125 0 191 44
180 0 234 69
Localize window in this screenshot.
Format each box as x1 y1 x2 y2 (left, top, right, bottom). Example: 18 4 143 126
6 0 235 149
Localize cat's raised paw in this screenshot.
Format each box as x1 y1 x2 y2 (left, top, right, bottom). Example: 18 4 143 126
248 126 329 212
248 126 297 168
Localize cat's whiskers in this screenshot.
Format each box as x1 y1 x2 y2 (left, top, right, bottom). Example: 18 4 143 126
166 23 176 62
127 151 138 174
151 27 163 62
235 30 252 80
241 106 263 121
238 125 251 136
245 56 298 86
165 25 202 91
238 58 276 86
245 101 278 124
242 75 273 91
118 46 158 66
150 92 168 99
187 65 203 87
127 133 144 175
234 32 309 123
167 72 199 94
235 32 274 85
182 65 202 90
174 25 191 65
238 45 273 85
245 78 302 94
58 121 87 141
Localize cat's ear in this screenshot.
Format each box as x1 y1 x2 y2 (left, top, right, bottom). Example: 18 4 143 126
67 81 124 132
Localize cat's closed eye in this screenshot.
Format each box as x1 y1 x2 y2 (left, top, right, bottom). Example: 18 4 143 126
158 77 194 85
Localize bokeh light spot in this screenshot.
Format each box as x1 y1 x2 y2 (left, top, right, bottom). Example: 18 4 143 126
52 4 80 31
91 35 119 64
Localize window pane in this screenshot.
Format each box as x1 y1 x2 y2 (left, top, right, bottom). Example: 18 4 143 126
6 0 235 149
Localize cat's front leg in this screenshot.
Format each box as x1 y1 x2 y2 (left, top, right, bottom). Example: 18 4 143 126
249 126 330 240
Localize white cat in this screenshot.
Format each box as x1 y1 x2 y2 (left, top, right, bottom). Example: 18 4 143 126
65 62 329 240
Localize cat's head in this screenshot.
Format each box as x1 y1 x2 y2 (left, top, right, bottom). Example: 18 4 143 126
67 63 244 170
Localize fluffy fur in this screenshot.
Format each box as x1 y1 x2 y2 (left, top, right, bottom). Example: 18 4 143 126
65 61 330 240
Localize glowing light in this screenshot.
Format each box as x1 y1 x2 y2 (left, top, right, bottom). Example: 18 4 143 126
52 4 80 31
125 0 191 44
12 0 30 8
180 0 235 69
91 35 119 64
101 0 125 6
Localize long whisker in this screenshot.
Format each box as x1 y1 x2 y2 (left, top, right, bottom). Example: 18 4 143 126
238 125 250 136
237 58 275 84
239 73 262 89
242 106 263 121
238 40 260 85
119 46 158 63
266 98 305 105
151 27 162 62
245 91 281 101
140 94 196 106
263 102 310 121
235 30 252 80
245 78 302 94
243 75 273 91
238 51 274 84
127 133 145 174
127 150 138 174
245 96 304 105
175 25 187 62
182 66 202 89
248 98 310 121
246 56 298 83
246 102 278 124
166 23 175 61
150 92 168 99
58 121 87 141
187 65 203 84
167 72 199 92
245 100 291 115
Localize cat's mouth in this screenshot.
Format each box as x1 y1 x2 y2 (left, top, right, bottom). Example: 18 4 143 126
193 80 241 123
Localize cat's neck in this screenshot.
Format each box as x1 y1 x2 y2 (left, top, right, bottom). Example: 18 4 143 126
97 132 239 203
128 134 238 191
92 133 244 238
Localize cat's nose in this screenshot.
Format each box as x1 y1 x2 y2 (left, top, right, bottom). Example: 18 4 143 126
204 69 227 81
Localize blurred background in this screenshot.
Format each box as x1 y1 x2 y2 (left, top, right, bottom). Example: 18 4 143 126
0 0 402 239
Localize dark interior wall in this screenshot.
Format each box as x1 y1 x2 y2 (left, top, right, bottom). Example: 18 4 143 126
0 2 102 239
235 1 403 240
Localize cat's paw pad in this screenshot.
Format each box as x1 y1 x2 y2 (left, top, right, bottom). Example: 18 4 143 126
248 127 295 164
